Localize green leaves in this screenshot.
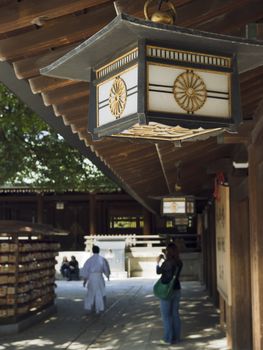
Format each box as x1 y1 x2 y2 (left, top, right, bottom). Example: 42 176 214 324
0 84 118 192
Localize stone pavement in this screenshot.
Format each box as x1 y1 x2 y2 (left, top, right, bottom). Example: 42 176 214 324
0 278 228 350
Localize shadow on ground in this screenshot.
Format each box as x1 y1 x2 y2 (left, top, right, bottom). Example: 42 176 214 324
0 279 228 350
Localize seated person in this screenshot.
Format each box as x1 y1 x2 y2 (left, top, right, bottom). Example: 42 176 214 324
60 256 70 279
68 255 79 280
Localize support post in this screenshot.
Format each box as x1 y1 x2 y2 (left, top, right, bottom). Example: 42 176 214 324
89 193 96 235
143 208 151 235
36 192 44 224
229 175 252 350
248 142 263 350
219 295 226 329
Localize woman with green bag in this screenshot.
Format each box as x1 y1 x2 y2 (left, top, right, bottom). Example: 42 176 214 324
156 242 183 345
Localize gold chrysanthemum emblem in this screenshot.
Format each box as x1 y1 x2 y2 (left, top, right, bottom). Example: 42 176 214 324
109 77 127 118
173 71 207 113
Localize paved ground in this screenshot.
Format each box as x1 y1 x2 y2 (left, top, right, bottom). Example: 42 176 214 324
0 278 228 350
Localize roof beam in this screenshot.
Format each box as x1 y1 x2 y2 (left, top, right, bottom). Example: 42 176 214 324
0 3 116 61
52 96 88 116
197 0 263 34
29 76 74 94
62 112 87 122
13 43 80 80
0 0 112 36
42 82 88 106
177 0 251 29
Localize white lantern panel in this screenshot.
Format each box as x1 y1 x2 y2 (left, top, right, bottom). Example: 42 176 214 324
97 65 138 127
163 198 186 215
148 64 230 118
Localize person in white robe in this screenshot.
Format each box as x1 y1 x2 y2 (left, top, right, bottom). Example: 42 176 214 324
81 245 111 314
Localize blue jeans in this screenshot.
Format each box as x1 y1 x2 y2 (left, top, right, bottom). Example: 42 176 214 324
160 289 181 344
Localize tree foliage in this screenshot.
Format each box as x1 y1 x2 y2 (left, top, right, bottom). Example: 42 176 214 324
0 84 118 192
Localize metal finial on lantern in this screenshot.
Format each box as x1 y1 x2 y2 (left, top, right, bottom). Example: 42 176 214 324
144 0 176 25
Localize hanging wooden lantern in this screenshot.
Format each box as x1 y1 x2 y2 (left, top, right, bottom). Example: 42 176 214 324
161 195 195 217
41 12 263 141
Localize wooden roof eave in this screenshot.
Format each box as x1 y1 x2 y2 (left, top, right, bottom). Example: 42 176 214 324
0 60 159 214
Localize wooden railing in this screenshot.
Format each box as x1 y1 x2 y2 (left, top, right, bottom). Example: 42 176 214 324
84 234 201 253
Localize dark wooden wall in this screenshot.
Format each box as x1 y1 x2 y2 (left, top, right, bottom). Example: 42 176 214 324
0 191 201 250
0 191 142 249
248 105 263 350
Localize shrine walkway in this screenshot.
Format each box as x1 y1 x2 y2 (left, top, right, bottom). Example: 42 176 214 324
0 278 228 350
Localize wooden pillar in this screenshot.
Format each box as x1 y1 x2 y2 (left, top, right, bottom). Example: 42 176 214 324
209 203 218 306
143 208 151 235
203 203 218 306
206 209 213 294
226 303 233 350
248 117 263 350
229 175 252 350
89 193 96 235
219 295 226 329
202 214 208 288
36 193 44 224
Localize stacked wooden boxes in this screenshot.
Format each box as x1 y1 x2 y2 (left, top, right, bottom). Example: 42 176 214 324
0 221 62 325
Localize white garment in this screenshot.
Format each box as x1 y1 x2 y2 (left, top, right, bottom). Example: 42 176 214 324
80 254 111 313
